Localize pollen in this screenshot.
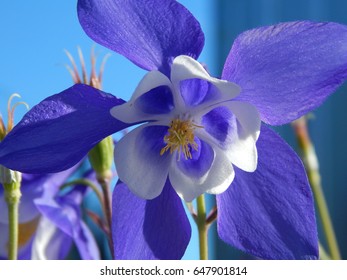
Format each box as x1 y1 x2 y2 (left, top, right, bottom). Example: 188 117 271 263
160 118 202 160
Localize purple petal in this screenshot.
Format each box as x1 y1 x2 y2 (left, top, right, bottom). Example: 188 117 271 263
77 0 204 75
0 84 128 173
222 21 347 125
112 181 191 260
135 86 174 115
180 78 209 107
217 125 318 259
176 137 214 178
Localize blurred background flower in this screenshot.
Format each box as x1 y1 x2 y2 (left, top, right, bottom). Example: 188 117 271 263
0 167 100 259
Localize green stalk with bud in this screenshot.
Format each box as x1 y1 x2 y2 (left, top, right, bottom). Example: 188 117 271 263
0 94 29 260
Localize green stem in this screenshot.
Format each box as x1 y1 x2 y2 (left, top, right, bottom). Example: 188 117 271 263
98 176 114 259
293 117 341 260
4 185 21 260
60 178 104 207
196 194 208 260
319 242 331 260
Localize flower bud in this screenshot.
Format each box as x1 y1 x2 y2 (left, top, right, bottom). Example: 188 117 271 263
0 165 21 204
88 136 114 180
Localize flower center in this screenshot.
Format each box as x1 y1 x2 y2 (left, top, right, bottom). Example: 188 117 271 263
160 118 201 160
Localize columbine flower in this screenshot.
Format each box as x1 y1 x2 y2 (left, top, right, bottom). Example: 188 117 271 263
0 168 100 260
1 0 347 259
110 55 260 201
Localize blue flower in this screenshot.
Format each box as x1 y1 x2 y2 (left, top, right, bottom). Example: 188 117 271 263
1 0 347 259
0 168 100 259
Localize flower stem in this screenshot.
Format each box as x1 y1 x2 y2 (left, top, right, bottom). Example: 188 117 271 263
60 178 104 207
4 182 21 260
97 175 114 259
292 117 341 260
319 241 331 260
196 194 208 260
7 197 19 260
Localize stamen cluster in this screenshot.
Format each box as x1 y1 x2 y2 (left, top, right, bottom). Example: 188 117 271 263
160 118 200 160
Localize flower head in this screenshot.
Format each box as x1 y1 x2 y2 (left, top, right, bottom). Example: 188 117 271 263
110 55 260 201
1 0 347 260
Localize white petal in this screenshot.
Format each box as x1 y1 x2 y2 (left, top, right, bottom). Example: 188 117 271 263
226 101 261 141
169 146 234 202
198 101 261 172
224 101 260 172
226 101 261 172
170 55 241 111
114 124 171 199
110 70 174 123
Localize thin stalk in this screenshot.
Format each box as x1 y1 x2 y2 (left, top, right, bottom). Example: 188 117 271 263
206 206 218 226
4 186 21 260
319 242 331 260
292 117 341 260
185 202 197 223
98 176 114 259
196 194 208 260
60 178 104 207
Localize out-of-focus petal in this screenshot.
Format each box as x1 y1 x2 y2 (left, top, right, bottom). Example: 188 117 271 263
31 217 73 260
217 125 318 259
78 0 204 75
34 185 100 260
112 181 191 260
222 21 347 125
0 84 128 173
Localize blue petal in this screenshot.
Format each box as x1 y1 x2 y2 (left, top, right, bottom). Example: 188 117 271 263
180 78 209 107
135 85 174 115
201 106 237 148
112 181 191 259
217 125 318 259
179 78 227 108
176 137 214 178
0 84 128 173
78 0 204 75
222 21 347 125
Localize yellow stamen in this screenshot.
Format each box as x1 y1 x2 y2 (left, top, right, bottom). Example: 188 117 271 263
160 119 202 160
6 93 29 133
78 46 88 84
0 114 5 140
65 47 110 90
